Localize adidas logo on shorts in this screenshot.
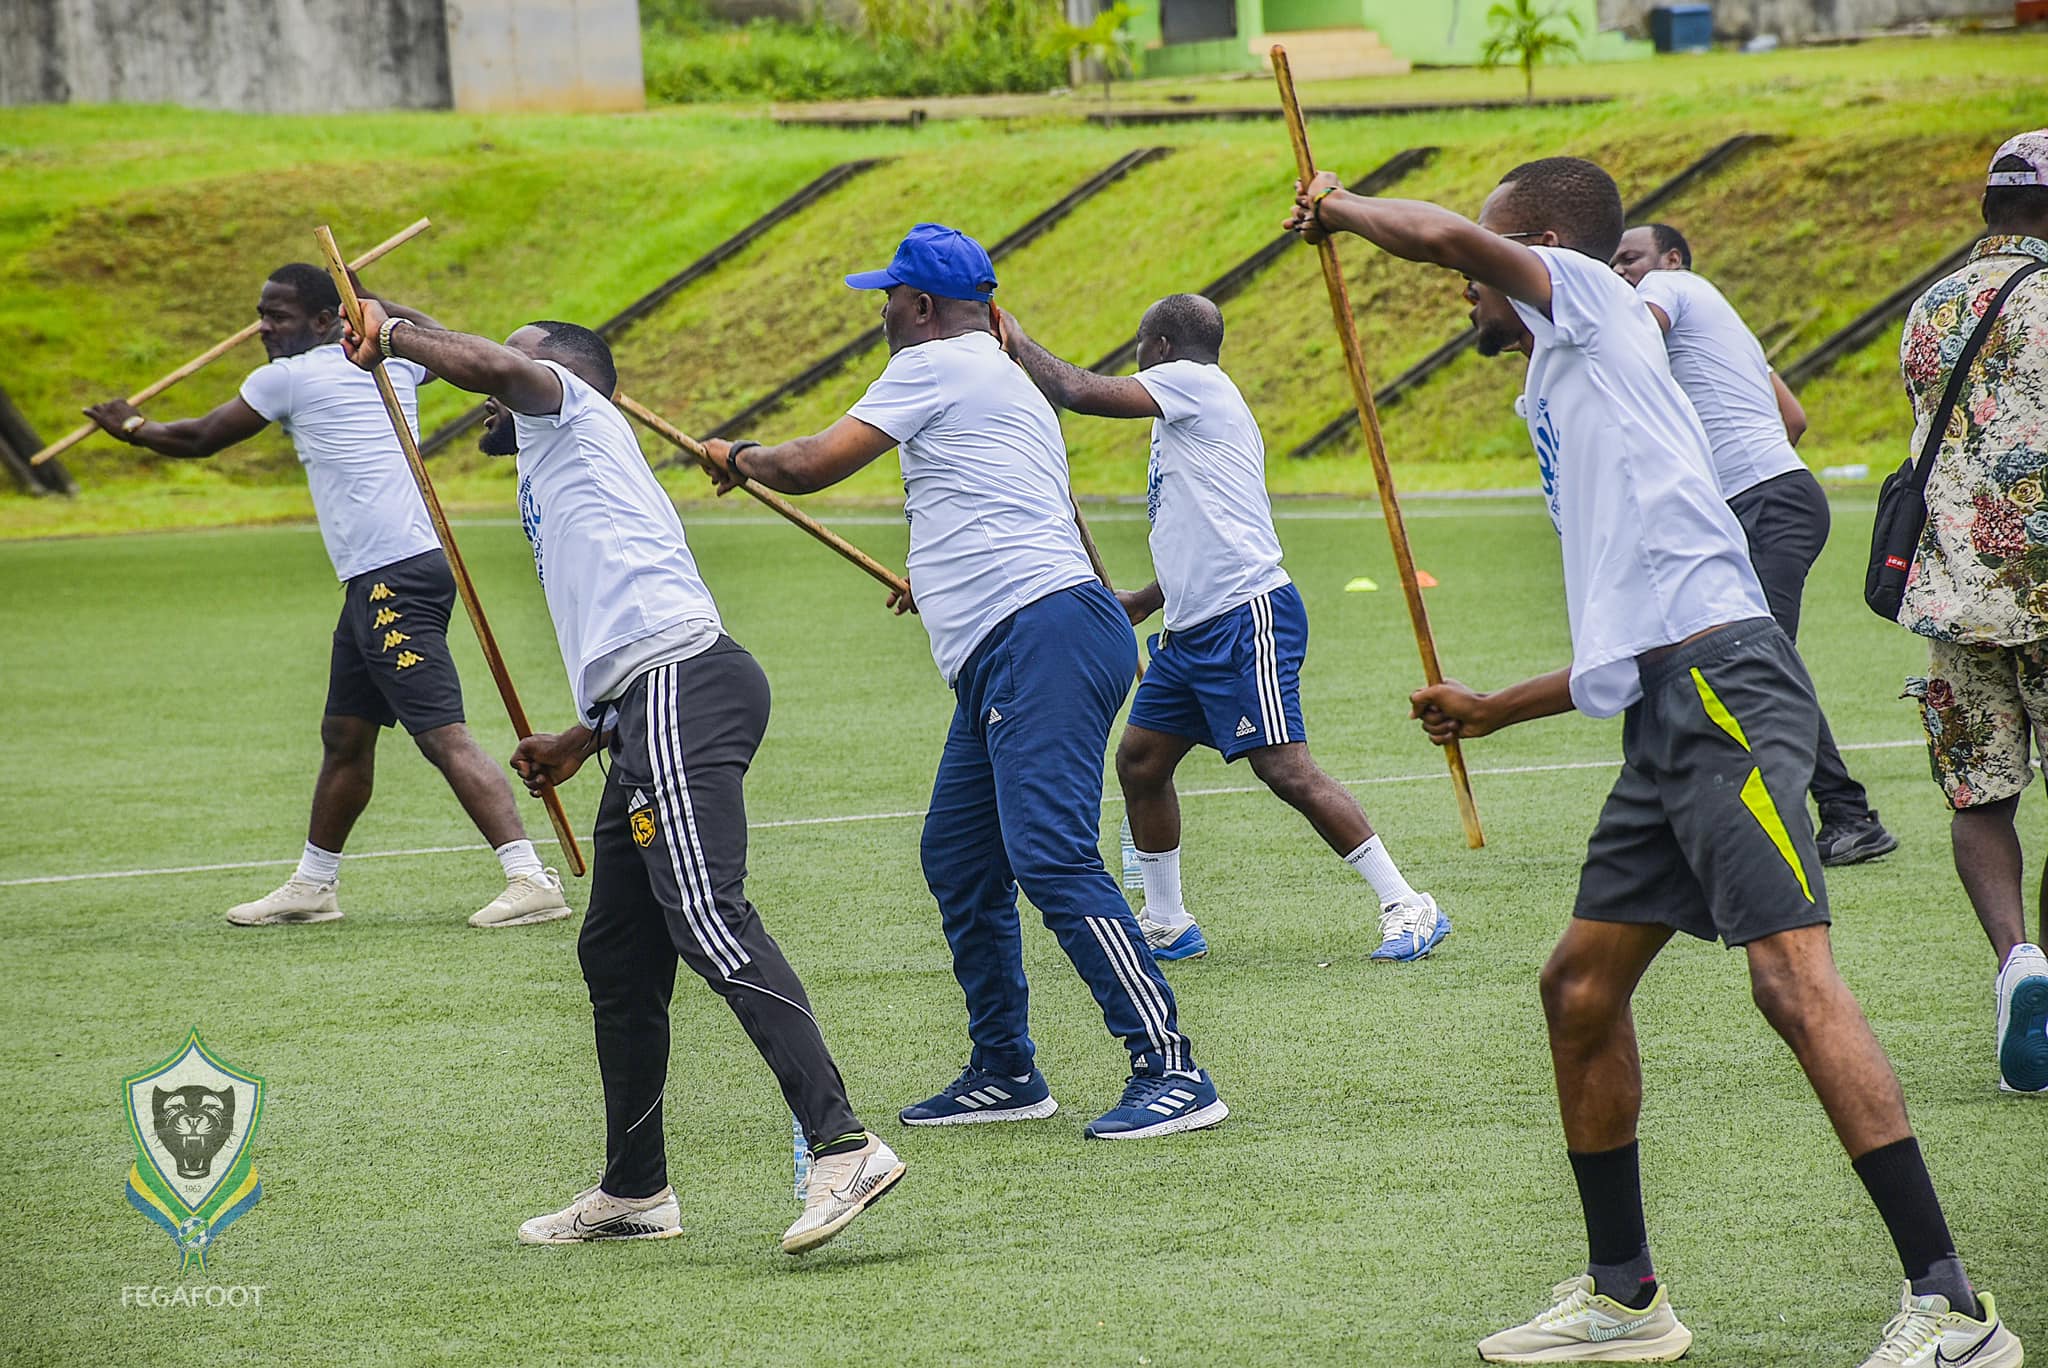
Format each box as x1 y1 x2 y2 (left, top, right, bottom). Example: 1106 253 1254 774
1235 716 1256 739
628 789 650 812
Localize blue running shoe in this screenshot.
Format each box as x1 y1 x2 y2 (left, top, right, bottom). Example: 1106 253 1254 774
1084 1069 1228 1140
1141 917 1209 962
1372 893 1450 962
1997 945 2048 1094
899 1066 1059 1126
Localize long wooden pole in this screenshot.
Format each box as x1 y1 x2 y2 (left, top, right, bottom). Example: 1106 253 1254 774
1070 499 1145 683
34 217 433 466
312 226 586 877
1272 46 1483 849
614 392 910 597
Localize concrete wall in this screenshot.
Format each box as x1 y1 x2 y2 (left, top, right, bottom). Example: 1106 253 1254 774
0 0 451 110
1597 0 2005 40
446 0 645 112
1 0 644 111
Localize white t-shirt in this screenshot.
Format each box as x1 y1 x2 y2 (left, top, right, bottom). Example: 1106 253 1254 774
1133 359 1291 631
239 343 440 582
1512 247 1770 718
513 361 723 722
1634 269 1804 498
847 331 1096 684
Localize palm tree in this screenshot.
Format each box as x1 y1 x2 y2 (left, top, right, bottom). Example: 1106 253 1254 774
1043 2 1136 113
1480 0 1583 103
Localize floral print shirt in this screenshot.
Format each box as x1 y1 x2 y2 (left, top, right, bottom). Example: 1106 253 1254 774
1899 235 2048 644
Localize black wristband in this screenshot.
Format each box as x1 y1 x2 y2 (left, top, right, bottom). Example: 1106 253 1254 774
726 439 760 481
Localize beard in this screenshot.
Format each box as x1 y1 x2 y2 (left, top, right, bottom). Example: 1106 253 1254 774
478 417 519 457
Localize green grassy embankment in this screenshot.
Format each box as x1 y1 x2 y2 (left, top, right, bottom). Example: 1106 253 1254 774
2 33 2044 537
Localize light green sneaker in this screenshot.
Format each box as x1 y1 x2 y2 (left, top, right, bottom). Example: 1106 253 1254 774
1478 1275 1694 1363
1858 1284 2022 1367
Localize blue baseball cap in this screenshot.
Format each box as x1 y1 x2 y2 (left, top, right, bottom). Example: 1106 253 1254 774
844 223 997 302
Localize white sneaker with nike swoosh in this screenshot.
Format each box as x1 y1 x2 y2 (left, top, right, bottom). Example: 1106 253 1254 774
1478 1275 1693 1363
516 1184 682 1244
781 1132 905 1254
1858 1284 2022 1367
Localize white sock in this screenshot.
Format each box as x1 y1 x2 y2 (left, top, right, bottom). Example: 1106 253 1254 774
495 839 544 880
295 842 341 887
1137 846 1193 930
1344 835 1417 905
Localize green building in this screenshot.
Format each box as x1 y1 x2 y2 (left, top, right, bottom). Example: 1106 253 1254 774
1124 0 1647 80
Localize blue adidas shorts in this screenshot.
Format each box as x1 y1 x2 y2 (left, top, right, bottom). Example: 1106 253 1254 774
1128 583 1308 762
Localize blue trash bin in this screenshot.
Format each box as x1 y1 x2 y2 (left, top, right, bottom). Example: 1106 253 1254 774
1650 4 1712 52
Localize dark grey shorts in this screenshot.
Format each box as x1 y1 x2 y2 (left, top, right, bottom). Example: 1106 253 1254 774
1574 618 1831 947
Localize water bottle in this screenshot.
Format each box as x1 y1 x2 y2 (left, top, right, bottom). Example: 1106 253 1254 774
1120 816 1144 897
791 1113 810 1203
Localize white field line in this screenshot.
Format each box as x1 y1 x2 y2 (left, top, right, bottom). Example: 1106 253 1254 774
0 740 1924 889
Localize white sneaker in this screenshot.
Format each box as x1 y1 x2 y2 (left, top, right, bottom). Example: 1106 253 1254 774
1996 943 2048 1093
1477 1275 1693 1363
469 868 572 928
1858 1284 2021 1367
780 1132 905 1255
225 877 341 926
1372 892 1451 962
517 1184 682 1244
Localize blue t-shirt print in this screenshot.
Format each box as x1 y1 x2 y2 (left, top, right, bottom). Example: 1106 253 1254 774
519 474 546 586
1533 398 1563 535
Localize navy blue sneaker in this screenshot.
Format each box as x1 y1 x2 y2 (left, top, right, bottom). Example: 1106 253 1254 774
1083 1069 1228 1140
899 1065 1059 1126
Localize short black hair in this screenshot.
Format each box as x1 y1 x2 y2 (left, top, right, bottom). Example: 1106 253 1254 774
1646 222 1692 268
1983 153 2048 229
527 320 617 396
1143 293 1225 360
1496 157 1626 261
267 262 340 314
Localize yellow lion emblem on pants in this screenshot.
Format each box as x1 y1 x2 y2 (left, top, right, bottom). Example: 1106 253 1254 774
630 808 657 848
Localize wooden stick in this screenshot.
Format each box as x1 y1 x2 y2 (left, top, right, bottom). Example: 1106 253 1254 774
312 226 586 877
616 393 910 596
33 217 432 466
1272 46 1483 849
1070 499 1145 682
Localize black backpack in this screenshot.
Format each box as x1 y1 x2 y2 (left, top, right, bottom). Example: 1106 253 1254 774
1867 259 2044 621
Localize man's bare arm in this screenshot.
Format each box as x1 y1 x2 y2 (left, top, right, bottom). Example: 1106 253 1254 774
999 312 1160 420
348 298 561 415
1289 175 1554 316
1410 667 1574 743
701 417 898 496
1771 372 1808 446
83 396 268 459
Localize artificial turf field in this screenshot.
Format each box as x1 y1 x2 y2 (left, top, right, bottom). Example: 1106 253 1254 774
2 494 2040 1367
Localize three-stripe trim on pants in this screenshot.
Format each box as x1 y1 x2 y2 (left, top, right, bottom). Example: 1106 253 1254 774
1248 591 1290 746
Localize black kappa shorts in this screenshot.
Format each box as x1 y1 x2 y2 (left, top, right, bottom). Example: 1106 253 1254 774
326 549 466 735
1573 618 1831 947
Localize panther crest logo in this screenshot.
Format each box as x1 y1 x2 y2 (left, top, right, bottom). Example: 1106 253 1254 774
153 1086 236 1178
630 808 657 848
125 1031 264 1270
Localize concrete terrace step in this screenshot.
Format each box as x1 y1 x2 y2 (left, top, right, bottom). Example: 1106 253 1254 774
1255 29 1411 81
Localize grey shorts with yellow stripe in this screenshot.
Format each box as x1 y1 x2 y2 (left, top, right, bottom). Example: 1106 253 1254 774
1575 618 1830 947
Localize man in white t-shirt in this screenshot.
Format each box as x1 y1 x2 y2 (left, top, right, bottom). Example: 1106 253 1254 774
1289 157 2021 1367
343 304 904 1255
998 294 1447 964
84 263 566 931
699 224 1227 1142
1610 223 1895 867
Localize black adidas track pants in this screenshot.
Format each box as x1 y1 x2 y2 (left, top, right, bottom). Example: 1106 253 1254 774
579 638 861 1199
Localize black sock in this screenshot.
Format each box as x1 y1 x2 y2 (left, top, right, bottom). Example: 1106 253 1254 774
1568 1142 1658 1309
1851 1137 1977 1319
811 1130 868 1159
